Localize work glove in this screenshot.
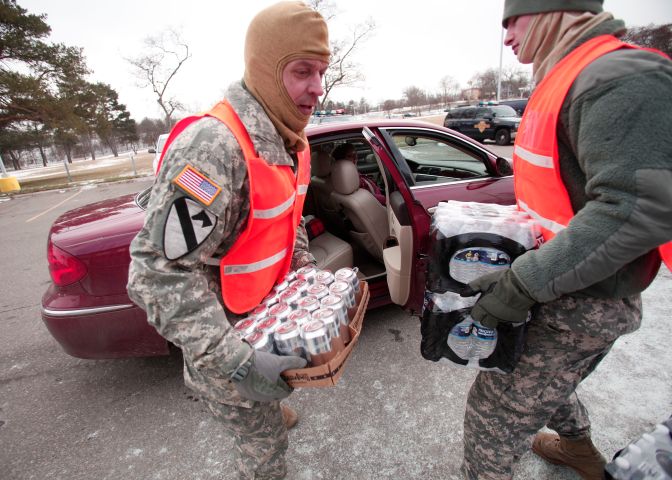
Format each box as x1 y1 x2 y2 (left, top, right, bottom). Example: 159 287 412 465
232 349 307 403
460 269 535 329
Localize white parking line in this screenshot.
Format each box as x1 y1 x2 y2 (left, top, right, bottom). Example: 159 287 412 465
26 189 83 223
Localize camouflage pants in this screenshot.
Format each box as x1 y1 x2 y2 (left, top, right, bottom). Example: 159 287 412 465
462 294 642 480
205 399 288 480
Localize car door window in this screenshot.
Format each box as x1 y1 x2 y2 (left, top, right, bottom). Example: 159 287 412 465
385 131 490 186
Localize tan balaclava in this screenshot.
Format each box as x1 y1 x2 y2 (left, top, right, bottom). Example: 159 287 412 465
244 1 330 152
518 10 615 83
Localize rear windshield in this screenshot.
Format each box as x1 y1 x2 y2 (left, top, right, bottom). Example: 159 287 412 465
490 106 517 117
157 135 169 153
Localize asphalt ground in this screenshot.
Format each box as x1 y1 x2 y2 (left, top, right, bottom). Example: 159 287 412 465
1 143 670 479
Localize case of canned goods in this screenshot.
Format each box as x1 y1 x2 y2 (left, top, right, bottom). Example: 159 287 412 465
281 280 369 388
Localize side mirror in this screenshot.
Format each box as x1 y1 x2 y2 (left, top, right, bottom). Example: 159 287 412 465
405 136 417 146
148 148 156 154
496 157 513 176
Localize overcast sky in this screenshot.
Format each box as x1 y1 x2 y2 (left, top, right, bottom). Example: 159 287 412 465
18 0 672 120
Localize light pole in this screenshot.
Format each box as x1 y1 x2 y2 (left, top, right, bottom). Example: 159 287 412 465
497 26 504 101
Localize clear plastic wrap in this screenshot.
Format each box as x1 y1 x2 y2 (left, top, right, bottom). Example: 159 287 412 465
421 201 540 373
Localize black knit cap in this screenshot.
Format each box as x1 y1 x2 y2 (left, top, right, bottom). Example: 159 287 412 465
502 0 604 27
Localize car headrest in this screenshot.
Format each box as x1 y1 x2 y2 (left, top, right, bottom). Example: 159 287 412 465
311 151 333 178
332 159 360 195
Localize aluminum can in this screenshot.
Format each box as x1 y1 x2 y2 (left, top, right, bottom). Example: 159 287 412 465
330 280 356 308
249 304 269 320
289 278 309 297
273 279 289 294
262 290 280 308
268 302 292 323
245 330 274 353
279 286 301 309
297 295 320 314
306 282 329 301
320 294 349 327
283 270 297 283
335 267 360 294
256 315 281 335
296 265 319 284
300 319 335 366
315 269 335 287
288 308 312 328
313 307 348 349
233 317 258 337
273 320 306 359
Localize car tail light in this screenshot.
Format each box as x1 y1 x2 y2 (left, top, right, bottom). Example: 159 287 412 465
47 239 87 286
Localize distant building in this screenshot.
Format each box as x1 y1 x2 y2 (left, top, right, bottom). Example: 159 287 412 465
461 87 482 101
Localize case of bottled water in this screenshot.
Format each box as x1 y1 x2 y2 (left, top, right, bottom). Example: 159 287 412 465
420 201 540 373
605 416 672 480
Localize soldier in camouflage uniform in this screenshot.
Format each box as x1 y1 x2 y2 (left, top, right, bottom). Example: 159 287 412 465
460 1 672 479
126 3 330 479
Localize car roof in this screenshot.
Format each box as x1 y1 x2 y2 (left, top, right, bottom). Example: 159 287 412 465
307 118 449 136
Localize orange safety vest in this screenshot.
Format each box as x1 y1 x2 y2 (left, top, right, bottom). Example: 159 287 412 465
513 35 672 271
157 100 310 313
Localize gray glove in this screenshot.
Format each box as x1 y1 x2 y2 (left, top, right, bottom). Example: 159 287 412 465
232 350 307 402
460 269 535 329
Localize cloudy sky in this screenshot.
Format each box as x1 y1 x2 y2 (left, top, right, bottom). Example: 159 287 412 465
18 0 672 120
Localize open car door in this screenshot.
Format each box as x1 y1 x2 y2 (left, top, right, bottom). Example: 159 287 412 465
362 127 431 311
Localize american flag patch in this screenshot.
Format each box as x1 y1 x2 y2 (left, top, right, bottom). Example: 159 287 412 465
172 165 222 206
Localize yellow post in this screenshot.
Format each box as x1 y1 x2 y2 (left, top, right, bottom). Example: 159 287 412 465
0 176 21 193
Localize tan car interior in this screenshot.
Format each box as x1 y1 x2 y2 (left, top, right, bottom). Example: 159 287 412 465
306 138 388 281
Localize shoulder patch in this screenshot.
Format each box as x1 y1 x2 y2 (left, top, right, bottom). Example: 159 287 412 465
163 197 218 260
172 165 221 206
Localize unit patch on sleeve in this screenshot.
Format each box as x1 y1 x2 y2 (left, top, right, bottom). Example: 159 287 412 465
163 197 218 260
172 165 221 206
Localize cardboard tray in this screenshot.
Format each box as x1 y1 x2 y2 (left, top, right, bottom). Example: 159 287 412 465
282 280 369 388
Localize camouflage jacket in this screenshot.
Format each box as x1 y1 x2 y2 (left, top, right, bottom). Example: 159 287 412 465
127 82 315 405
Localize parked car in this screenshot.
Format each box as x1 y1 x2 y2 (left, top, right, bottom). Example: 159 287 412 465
499 98 528 116
148 133 169 173
41 119 515 359
443 104 520 145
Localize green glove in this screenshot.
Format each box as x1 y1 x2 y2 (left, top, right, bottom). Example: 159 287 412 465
461 269 535 329
231 350 307 402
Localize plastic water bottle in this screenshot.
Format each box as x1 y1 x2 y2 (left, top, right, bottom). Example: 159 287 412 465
470 321 497 359
447 318 473 360
605 420 672 479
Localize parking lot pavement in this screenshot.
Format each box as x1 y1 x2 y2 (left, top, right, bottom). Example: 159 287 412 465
285 268 672 480
1 182 670 480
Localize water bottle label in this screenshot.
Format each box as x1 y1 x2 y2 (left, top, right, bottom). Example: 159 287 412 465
449 247 511 284
449 322 472 338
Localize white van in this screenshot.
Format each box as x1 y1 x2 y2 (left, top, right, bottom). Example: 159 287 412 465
150 133 170 174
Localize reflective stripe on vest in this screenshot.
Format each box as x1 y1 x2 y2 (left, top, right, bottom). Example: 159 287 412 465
514 34 672 271
158 100 311 312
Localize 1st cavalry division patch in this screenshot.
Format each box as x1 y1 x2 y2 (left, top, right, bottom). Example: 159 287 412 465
172 165 221 206
163 197 217 260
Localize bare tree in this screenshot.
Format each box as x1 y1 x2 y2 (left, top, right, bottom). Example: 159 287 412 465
403 86 426 113
126 28 190 127
499 65 532 99
307 0 376 108
438 75 460 106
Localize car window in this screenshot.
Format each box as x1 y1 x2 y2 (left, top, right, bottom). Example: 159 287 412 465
387 131 490 185
490 106 517 117
156 134 168 153
475 108 489 117
461 108 475 119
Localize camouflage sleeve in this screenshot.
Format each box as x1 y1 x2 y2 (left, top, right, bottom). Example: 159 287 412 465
291 216 317 269
127 117 253 379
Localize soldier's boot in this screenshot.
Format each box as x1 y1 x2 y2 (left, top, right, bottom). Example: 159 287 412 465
280 404 298 430
532 432 606 480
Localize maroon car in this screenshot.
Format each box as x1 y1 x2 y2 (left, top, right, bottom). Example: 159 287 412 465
42 119 514 358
